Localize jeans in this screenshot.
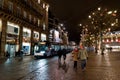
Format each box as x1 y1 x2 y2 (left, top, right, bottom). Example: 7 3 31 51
81 59 87 70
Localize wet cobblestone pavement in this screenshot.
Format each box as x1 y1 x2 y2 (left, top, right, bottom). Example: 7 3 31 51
0 52 120 80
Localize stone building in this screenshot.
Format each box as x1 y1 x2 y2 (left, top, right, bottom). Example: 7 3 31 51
0 0 49 58
48 10 69 50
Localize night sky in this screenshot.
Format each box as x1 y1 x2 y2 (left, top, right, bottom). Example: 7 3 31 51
45 0 120 44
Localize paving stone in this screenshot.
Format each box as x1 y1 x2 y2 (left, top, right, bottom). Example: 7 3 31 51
0 52 120 80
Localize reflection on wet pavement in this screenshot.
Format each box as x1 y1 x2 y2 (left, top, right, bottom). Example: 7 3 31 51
0 52 120 80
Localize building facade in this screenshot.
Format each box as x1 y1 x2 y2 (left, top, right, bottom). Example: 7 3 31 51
0 0 49 58
103 31 120 49
48 10 69 51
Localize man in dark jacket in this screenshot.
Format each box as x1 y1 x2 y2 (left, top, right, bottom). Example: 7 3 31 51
57 49 62 63
62 48 67 62
20 50 23 59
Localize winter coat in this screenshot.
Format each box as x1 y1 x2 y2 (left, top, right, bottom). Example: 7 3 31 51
72 50 79 61
79 49 88 60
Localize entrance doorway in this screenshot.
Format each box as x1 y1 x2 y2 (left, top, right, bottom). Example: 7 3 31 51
6 44 16 57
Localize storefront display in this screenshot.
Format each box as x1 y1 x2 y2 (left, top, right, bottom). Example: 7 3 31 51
33 31 39 54
41 33 46 41
33 31 39 42
5 22 19 57
54 30 61 43
22 27 31 55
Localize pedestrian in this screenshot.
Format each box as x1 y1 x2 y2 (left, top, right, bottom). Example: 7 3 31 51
62 48 67 63
20 50 24 60
79 46 88 71
57 48 62 66
72 47 79 70
6 51 10 58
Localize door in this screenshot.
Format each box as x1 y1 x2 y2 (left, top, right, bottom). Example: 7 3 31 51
7 44 16 57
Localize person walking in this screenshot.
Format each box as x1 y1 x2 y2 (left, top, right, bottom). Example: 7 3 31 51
79 46 88 71
62 48 67 63
6 51 10 58
57 48 62 66
19 50 23 60
72 47 79 70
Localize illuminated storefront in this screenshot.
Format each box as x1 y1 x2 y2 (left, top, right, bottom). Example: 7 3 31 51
0 0 49 58
51 30 62 51
49 29 61 43
103 31 120 51
5 22 19 57
22 27 31 55
49 29 54 42
33 31 39 42
33 31 39 54
54 30 61 43
41 33 46 41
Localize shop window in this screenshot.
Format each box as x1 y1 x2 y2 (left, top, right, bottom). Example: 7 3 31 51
14 27 18 34
41 33 46 41
0 0 4 8
34 33 38 38
22 46 29 55
7 24 19 35
8 1 13 12
23 32 29 37
36 34 38 37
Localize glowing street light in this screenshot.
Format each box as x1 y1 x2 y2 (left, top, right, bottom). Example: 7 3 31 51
107 11 112 14
88 15 91 19
98 7 101 11
114 10 117 13
79 24 82 26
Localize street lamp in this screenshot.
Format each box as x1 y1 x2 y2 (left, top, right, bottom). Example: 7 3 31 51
79 23 82 26
88 15 92 19
98 7 101 11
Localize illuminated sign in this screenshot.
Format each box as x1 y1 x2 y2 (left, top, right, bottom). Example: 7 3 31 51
54 30 60 42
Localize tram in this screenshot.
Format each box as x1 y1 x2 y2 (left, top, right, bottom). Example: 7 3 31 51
34 41 56 58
